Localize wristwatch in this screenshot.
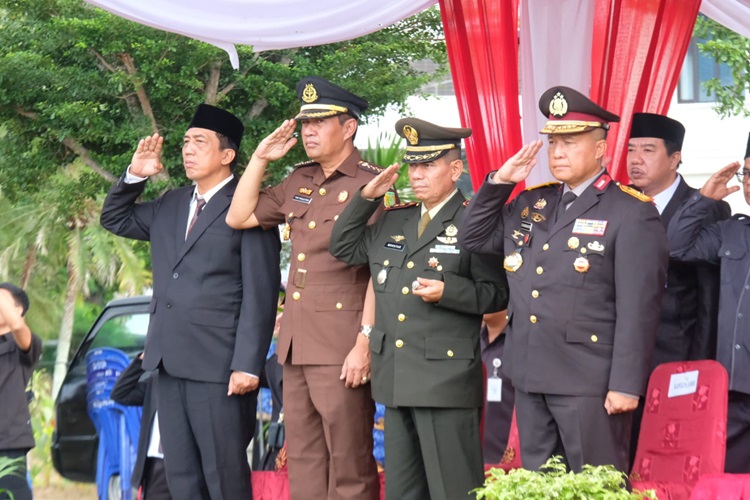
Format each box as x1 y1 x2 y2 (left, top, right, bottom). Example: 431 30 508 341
359 324 373 339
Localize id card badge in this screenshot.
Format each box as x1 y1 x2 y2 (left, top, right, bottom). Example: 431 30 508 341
487 358 503 402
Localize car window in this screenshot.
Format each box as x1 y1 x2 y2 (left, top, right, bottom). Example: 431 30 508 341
89 312 149 357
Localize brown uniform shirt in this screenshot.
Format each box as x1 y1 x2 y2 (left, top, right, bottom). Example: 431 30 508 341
254 149 385 365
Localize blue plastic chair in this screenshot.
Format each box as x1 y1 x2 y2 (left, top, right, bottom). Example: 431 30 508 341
86 347 141 500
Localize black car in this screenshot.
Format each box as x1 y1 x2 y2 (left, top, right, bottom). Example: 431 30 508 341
52 295 150 482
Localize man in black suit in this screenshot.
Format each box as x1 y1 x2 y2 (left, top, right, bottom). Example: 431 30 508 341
626 113 731 464
101 104 281 499
111 353 170 500
459 87 669 473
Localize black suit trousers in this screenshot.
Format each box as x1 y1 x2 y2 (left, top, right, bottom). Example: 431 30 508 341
158 372 256 500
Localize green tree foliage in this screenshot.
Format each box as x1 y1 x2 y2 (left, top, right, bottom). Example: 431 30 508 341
695 16 750 118
0 0 447 195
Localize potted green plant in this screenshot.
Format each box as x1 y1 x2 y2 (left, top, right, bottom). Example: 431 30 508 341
474 456 657 500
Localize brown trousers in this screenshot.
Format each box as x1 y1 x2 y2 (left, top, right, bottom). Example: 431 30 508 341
283 363 379 500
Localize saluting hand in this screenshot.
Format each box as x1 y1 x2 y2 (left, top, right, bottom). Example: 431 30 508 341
604 391 638 415
361 163 401 200
700 161 742 200
253 119 298 163
227 371 259 396
491 140 544 184
130 133 165 177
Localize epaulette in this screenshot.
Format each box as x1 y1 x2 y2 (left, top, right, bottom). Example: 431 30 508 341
293 160 316 169
385 201 419 211
733 213 749 221
525 181 560 191
358 160 384 174
617 183 653 202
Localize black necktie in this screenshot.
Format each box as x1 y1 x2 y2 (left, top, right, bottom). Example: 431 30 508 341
556 191 577 221
186 196 206 239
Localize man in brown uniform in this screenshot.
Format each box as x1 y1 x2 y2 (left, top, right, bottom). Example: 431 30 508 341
226 76 386 499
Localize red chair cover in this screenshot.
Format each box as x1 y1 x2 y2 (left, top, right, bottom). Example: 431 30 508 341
690 473 750 499
630 360 729 500
484 407 522 474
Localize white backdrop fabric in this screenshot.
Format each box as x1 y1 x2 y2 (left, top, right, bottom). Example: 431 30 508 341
86 0 436 68
86 0 749 70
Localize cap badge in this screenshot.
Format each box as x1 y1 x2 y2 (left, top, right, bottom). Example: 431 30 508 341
302 83 318 103
403 125 419 145
549 92 569 117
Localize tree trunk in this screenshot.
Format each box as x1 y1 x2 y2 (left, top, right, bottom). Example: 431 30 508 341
52 251 79 398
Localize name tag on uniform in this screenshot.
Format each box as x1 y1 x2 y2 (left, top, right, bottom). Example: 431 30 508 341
572 218 607 236
668 370 699 398
384 242 405 251
430 245 460 254
487 378 503 402
292 194 312 204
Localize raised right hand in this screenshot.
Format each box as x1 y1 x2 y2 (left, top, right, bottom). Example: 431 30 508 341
253 119 298 163
130 133 164 177
700 161 741 200
491 140 544 184
361 163 400 199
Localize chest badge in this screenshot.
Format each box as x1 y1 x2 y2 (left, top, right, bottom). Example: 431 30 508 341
437 224 458 244
391 235 405 242
534 198 547 210
504 252 523 273
568 236 580 249
574 256 590 273
428 256 440 268
338 190 349 203
299 187 313 195
587 241 604 252
521 206 530 219
377 268 388 285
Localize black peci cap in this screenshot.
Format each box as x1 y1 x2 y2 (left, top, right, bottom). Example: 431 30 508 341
395 117 471 163
295 76 368 120
538 86 620 135
630 113 685 150
188 104 244 148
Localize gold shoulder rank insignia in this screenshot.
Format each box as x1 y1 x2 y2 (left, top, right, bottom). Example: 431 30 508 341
293 160 316 169
525 181 560 191
385 201 419 211
358 161 384 174
617 183 653 202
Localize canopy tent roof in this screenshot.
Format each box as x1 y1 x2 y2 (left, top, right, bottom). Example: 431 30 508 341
86 0 750 69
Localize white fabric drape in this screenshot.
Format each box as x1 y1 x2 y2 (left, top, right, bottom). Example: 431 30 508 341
700 0 750 40
86 0 437 68
519 0 595 186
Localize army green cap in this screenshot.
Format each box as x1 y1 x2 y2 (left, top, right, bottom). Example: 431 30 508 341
395 117 471 163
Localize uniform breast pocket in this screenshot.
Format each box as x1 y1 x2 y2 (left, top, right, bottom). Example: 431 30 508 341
718 243 746 284
422 251 461 280
278 201 311 242
372 246 407 293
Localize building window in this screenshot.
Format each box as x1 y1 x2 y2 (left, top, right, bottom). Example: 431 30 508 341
678 36 733 103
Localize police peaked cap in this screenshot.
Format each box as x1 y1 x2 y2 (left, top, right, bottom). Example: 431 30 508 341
295 76 369 120
395 117 471 163
630 113 685 150
188 104 245 148
538 86 620 135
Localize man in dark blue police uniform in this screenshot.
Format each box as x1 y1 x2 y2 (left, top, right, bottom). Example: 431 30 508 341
459 86 669 473
668 133 750 473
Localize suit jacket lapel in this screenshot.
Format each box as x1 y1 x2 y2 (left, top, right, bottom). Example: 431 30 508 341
174 188 193 255
175 178 236 266
660 175 691 229
408 192 465 257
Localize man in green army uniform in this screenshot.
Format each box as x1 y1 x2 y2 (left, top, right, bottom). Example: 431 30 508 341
330 118 508 500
